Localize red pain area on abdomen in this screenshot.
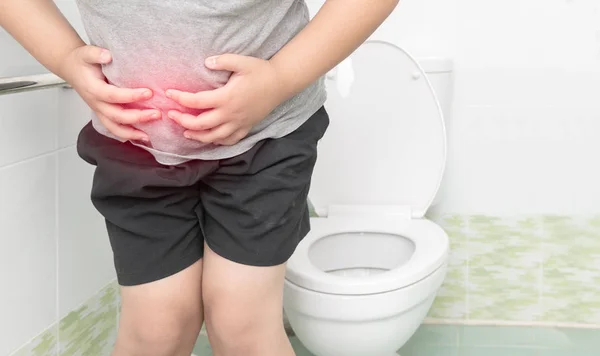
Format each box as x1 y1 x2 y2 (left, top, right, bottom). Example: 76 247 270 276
114 78 216 153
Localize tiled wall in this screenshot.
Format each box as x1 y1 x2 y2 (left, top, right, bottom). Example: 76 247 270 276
11 283 119 356
0 85 117 355
0 1 116 352
428 214 600 325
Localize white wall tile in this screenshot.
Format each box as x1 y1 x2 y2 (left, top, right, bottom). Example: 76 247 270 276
437 105 600 215
0 155 57 355
456 0 600 70
58 147 114 317
306 0 456 58
54 0 89 42
57 89 91 148
0 0 87 79
0 89 59 167
0 31 46 78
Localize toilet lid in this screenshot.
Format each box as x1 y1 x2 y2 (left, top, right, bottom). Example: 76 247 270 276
309 41 447 218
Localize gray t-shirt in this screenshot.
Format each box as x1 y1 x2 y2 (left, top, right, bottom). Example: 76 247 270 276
75 0 326 165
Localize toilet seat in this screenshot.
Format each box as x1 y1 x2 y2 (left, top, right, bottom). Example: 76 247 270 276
286 217 448 295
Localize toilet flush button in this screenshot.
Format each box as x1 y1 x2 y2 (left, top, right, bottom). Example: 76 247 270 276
411 72 421 80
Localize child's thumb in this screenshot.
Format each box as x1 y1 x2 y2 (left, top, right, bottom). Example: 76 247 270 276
205 54 250 73
79 46 112 65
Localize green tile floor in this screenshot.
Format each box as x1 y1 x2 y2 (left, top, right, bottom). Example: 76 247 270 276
193 324 600 356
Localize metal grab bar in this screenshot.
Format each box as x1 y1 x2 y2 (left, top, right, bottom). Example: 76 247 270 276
0 73 71 96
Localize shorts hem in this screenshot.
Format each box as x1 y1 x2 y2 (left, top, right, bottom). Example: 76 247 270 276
204 225 310 267
116 249 203 286
205 239 294 267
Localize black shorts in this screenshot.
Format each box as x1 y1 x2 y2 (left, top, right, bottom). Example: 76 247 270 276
77 107 329 286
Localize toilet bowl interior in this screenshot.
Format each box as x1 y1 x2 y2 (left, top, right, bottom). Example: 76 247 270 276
309 231 415 278
286 217 449 294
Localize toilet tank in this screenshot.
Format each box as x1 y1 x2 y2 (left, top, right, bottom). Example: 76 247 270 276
416 57 454 122
417 57 454 208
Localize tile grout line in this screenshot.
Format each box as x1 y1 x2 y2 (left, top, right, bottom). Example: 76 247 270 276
539 216 544 324
58 279 118 325
0 144 75 171
424 317 600 329
464 216 470 326
456 215 471 349
6 322 60 356
54 151 60 356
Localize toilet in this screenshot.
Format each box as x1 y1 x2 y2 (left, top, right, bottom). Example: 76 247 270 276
282 39 454 355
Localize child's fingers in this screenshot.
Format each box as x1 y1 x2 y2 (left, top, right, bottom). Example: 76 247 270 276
97 113 150 142
94 82 153 104
166 88 221 109
214 129 249 146
183 123 236 143
167 111 201 130
98 103 160 125
168 109 224 131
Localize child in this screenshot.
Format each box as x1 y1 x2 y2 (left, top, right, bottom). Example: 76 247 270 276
0 0 399 354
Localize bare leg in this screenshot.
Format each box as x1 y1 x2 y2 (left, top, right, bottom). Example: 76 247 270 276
112 259 204 356
202 243 294 356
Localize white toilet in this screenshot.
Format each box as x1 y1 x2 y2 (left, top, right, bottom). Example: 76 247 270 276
282 39 454 356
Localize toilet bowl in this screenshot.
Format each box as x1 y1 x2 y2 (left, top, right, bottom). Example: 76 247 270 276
282 38 453 356
285 217 448 356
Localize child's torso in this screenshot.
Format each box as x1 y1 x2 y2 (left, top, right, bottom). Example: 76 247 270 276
74 0 325 165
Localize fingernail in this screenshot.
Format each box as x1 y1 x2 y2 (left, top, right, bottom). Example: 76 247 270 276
165 90 174 98
140 136 150 142
167 111 176 120
151 111 160 119
99 50 111 63
205 56 217 67
183 132 191 139
140 90 152 98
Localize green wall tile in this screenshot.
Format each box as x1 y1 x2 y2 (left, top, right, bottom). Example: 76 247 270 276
541 216 600 324
308 199 318 218
11 281 119 356
429 215 468 319
467 216 541 321
59 282 118 356
11 324 57 356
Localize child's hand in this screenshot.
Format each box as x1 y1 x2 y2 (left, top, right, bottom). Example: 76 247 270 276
61 45 160 142
165 54 284 146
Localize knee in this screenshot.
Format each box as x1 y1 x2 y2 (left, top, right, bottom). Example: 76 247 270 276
117 311 203 356
204 304 254 352
203 294 283 354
